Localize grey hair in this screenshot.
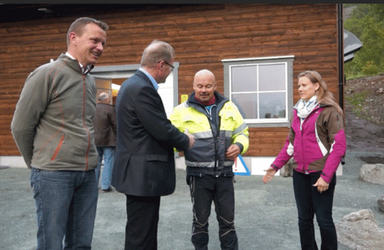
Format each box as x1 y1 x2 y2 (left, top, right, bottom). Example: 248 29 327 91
140 40 175 68
97 92 109 102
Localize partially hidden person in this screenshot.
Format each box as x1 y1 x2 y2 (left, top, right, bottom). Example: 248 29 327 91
94 91 116 192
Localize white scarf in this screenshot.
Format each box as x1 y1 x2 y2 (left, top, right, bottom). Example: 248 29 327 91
295 95 319 120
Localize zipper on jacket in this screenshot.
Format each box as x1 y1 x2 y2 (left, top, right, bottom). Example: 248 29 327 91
299 107 319 174
82 74 91 171
300 125 307 174
202 104 220 176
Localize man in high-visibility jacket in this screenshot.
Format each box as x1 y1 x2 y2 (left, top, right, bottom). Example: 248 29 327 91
170 69 249 250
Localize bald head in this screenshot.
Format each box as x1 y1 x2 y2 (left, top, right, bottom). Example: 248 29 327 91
194 69 216 83
193 69 217 104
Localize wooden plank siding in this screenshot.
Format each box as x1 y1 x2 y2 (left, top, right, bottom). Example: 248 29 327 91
0 4 339 156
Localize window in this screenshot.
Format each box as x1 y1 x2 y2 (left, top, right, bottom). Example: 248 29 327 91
222 56 294 127
91 63 179 117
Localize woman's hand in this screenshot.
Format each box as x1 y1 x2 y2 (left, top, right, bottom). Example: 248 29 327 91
313 176 329 193
263 168 277 184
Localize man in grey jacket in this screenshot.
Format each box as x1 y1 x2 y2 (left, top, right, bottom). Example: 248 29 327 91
11 17 108 250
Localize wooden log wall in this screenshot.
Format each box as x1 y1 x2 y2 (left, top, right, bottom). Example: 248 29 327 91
0 4 339 156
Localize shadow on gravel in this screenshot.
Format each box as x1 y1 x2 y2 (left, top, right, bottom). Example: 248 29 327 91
360 156 384 164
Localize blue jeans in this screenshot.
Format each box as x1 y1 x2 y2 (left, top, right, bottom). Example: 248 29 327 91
95 146 115 190
293 170 337 250
30 168 98 250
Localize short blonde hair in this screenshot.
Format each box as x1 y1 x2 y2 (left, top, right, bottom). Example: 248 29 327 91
66 17 108 47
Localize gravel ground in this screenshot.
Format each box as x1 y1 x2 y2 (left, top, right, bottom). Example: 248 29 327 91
1 146 383 250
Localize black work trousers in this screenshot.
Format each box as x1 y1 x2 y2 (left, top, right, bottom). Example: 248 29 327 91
124 194 160 250
293 170 337 250
189 175 238 250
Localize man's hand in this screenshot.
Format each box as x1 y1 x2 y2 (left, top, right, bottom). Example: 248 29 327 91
262 168 277 184
185 129 195 148
226 144 241 160
313 176 329 193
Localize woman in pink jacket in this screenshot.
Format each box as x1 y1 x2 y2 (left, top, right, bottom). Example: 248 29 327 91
263 70 346 250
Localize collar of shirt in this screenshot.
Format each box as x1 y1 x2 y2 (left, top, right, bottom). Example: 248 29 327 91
139 68 159 91
65 52 89 74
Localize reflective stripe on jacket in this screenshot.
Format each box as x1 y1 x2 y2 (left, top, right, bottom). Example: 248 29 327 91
170 92 249 176
271 104 346 183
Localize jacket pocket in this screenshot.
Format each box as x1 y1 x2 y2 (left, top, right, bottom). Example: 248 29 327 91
113 153 131 186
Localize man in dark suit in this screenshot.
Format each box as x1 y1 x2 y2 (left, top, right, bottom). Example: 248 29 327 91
112 40 194 250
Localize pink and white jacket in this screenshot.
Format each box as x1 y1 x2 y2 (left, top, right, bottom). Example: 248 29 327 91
271 104 346 183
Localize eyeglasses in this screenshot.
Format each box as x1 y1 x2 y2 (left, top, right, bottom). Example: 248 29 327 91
163 60 175 70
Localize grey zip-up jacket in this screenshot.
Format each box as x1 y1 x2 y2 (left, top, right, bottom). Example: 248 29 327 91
11 53 98 171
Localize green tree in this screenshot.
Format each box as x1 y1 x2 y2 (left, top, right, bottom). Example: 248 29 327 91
344 4 384 79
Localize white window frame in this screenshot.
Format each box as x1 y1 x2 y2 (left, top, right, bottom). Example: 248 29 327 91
222 56 294 127
91 63 180 117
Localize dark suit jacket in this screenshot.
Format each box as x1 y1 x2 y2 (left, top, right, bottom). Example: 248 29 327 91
112 70 189 196
94 103 116 147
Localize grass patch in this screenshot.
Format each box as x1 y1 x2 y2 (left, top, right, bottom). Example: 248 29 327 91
345 91 369 118
345 72 384 81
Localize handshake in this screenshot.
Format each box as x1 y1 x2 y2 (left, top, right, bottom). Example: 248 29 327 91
184 129 195 149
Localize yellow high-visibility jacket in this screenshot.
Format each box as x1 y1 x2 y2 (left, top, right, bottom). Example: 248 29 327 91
170 92 249 177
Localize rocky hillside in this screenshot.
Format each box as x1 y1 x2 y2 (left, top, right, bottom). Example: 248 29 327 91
344 74 384 156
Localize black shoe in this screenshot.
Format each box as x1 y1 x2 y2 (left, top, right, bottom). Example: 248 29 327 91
101 187 112 192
